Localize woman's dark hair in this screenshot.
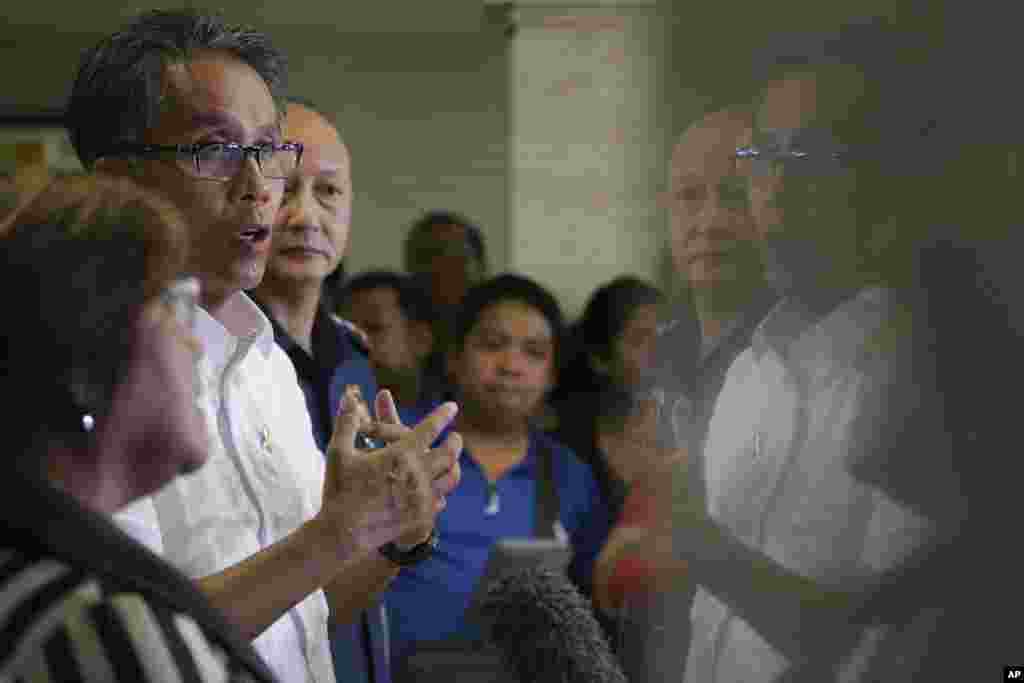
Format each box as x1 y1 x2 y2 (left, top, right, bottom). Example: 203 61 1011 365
454 273 565 365
1 174 188 452
579 276 662 365
67 8 288 168
553 276 662 402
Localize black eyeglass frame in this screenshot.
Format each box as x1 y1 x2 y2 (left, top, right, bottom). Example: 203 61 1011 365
104 141 304 181
733 144 852 177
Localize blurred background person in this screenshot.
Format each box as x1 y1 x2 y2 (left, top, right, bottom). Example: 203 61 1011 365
550 275 663 522
385 274 612 680
0 174 276 682
673 19 942 683
338 270 442 417
591 106 773 682
403 210 488 318
402 210 489 398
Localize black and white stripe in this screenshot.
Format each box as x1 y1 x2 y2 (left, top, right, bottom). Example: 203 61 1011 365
0 552 258 682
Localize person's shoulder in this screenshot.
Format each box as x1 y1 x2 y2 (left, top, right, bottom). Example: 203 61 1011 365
533 430 592 481
0 552 100 673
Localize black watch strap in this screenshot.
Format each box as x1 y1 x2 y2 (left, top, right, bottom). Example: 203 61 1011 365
378 529 439 567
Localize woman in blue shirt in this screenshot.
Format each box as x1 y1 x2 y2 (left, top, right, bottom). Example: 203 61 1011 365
385 274 612 671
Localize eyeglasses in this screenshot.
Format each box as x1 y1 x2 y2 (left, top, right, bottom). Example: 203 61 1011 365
162 276 201 332
106 141 303 181
734 144 850 178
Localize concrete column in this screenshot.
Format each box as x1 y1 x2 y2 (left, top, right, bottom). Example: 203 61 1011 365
503 0 672 317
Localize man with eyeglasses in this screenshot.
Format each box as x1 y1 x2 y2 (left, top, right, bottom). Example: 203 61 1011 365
619 20 942 683
67 10 462 683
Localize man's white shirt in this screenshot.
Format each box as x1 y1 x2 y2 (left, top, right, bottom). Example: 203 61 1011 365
116 292 334 683
685 288 934 683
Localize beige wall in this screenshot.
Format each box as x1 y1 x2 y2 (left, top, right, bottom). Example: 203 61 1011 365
1 3 898 319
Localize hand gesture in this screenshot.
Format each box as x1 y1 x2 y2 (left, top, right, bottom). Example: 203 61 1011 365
318 386 462 556
600 394 686 488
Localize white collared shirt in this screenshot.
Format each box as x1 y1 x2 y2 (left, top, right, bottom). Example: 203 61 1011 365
685 288 934 683
116 292 334 683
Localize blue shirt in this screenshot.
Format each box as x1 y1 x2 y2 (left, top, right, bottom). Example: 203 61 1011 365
383 425 612 663
255 300 390 683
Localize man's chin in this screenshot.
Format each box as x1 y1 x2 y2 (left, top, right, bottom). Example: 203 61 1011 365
235 260 268 292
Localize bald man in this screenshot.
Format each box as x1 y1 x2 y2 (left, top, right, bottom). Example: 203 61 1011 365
663 107 776 457
594 108 775 683
252 100 443 683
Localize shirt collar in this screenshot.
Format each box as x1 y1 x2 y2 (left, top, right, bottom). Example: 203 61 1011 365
752 287 887 361
751 296 823 359
701 289 780 362
195 291 275 370
253 299 350 376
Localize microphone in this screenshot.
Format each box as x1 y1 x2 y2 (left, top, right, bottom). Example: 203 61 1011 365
479 568 627 683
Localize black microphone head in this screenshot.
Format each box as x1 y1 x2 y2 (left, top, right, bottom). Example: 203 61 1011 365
480 568 627 683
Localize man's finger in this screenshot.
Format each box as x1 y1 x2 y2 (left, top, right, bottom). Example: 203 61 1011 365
410 401 458 452
431 457 461 498
423 432 462 482
368 421 412 444
329 391 365 458
375 389 403 426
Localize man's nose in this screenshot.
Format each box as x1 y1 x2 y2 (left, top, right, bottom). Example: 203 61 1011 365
497 349 527 374
233 156 275 207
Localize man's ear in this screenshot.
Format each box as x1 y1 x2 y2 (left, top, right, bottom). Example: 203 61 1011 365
408 320 434 361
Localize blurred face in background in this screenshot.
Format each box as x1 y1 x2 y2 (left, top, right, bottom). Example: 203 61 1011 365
749 69 865 296
411 222 482 310
668 109 763 296
343 285 432 388
600 303 660 390
451 300 555 431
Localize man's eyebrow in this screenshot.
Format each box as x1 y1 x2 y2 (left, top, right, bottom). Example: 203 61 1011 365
188 112 281 140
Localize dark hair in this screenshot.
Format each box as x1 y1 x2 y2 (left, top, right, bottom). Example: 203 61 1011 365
751 17 944 172
1 174 188 452
341 269 437 324
553 276 662 402
404 210 488 274
579 276 662 363
67 9 288 168
454 273 565 364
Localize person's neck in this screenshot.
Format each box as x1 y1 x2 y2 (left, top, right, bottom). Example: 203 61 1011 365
693 283 755 349
254 279 322 356
44 439 128 515
200 287 235 325
456 410 530 453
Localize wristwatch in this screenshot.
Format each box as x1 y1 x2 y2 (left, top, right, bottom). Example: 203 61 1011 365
378 529 439 567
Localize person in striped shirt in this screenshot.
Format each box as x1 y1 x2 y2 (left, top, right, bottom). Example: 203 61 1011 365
0 174 275 682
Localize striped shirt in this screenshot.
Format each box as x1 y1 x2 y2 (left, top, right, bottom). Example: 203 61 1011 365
0 549 261 683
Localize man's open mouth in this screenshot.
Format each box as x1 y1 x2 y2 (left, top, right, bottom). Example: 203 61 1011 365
239 225 270 242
